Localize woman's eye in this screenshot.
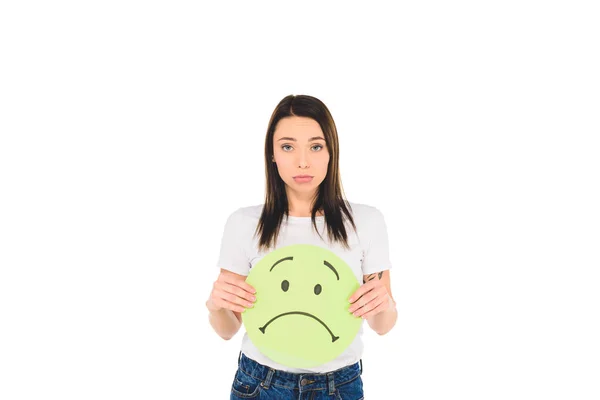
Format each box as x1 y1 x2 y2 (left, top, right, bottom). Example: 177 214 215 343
280 144 324 152
281 280 290 292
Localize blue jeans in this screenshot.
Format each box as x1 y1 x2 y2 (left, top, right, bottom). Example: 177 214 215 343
230 352 364 399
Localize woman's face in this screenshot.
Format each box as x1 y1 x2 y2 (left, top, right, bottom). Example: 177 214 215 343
272 116 330 196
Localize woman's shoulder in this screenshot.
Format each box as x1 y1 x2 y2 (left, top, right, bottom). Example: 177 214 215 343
226 204 264 223
347 201 385 219
346 202 389 243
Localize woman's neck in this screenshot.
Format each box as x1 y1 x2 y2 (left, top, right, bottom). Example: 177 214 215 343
286 188 322 217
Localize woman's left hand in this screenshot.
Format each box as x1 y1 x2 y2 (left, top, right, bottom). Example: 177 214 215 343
348 272 394 319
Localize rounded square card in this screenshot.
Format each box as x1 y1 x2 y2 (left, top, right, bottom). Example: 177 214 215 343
242 244 362 368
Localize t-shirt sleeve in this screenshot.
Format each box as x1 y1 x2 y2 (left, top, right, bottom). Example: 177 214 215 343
361 207 393 275
215 208 251 276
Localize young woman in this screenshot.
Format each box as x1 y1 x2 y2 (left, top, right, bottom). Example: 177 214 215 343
207 94 397 399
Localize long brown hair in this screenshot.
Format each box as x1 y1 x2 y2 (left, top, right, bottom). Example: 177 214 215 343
254 94 357 252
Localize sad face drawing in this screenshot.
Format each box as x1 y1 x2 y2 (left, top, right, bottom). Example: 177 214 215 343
242 244 361 368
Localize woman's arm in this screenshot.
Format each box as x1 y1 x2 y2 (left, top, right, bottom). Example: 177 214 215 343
349 270 397 335
206 269 256 340
207 301 242 340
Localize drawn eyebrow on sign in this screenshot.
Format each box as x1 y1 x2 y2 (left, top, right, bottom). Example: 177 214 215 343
269 256 339 280
323 260 339 280
270 256 293 272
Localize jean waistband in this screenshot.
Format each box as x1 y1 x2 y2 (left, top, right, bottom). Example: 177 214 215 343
237 352 362 394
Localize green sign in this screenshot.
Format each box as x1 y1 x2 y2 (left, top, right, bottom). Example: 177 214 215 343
242 244 361 368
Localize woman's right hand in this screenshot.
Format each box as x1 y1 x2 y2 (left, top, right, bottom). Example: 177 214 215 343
207 269 256 314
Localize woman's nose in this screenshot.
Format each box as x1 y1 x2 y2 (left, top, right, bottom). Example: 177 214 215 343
297 149 309 168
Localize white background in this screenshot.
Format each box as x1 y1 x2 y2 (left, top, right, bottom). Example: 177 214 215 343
1 1 599 399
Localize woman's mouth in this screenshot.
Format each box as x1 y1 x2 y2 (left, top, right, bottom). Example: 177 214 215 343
293 175 313 183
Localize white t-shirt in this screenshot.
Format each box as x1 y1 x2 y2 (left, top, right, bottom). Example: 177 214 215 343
215 201 392 373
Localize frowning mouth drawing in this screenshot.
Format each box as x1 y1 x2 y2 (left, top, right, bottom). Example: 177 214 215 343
259 311 339 342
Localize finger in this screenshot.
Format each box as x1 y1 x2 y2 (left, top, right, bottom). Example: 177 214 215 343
214 281 255 301
213 298 246 313
349 279 381 304
221 273 256 295
352 292 384 316
360 299 389 319
348 280 377 304
220 282 257 303
222 278 256 296
348 289 380 313
351 286 387 314
354 296 384 318
214 288 255 309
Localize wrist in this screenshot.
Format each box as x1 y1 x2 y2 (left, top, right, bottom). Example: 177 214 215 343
388 297 397 312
